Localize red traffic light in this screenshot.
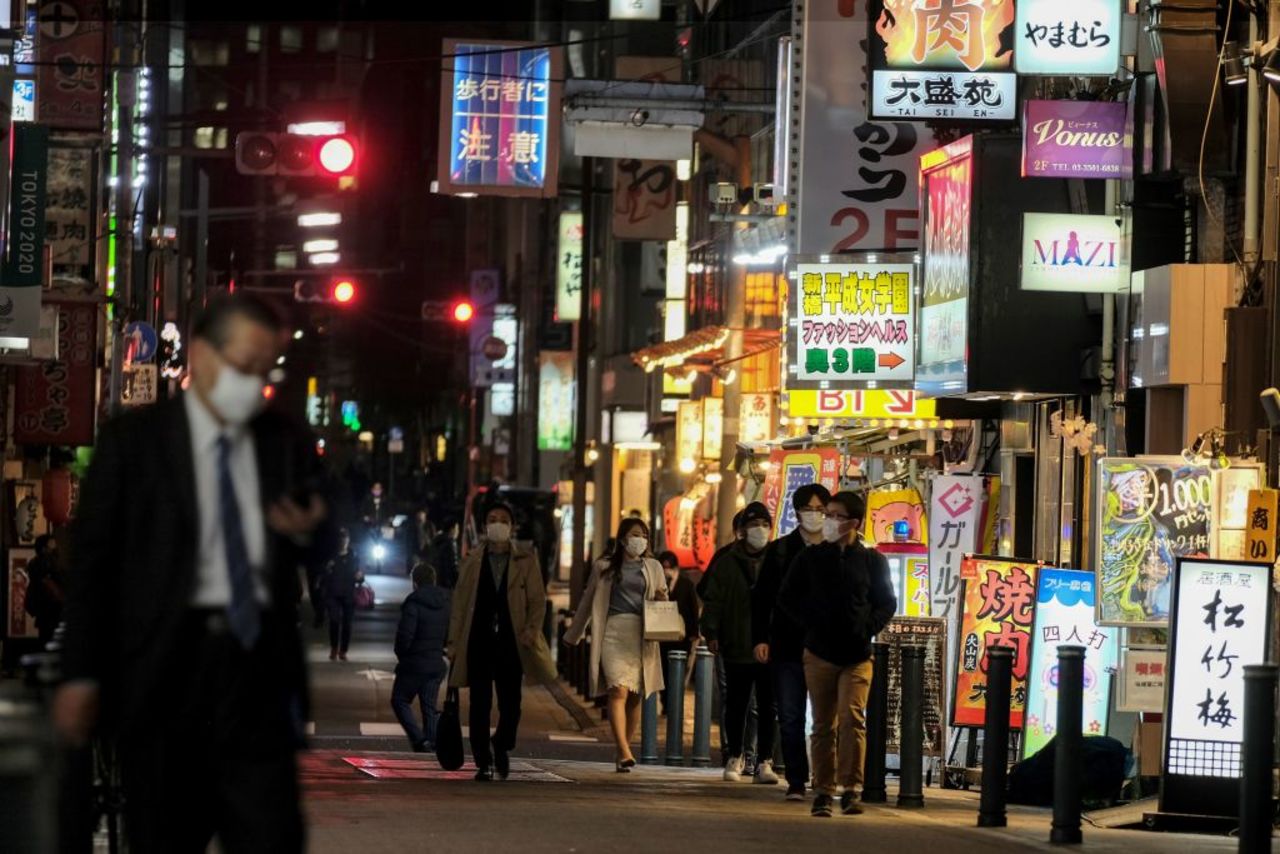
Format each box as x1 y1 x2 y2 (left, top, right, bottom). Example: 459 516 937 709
452 301 474 323
332 279 357 304
233 132 358 177
318 136 357 175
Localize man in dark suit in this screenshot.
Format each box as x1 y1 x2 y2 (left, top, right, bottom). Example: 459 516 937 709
54 294 334 853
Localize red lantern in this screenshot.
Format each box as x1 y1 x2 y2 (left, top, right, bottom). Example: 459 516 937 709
42 468 75 527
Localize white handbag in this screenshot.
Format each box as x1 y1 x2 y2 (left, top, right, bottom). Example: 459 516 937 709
643 600 686 642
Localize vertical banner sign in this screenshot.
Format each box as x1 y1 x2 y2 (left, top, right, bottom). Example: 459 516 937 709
1096 458 1214 626
882 616 947 756
436 39 561 198
675 400 703 466
1214 467 1262 560
1 123 49 340
1022 100 1131 179
1022 568 1118 759
953 557 1039 729
760 448 840 538
738 392 774 444
1014 0 1122 76
795 0 934 255
1244 489 1279 564
790 261 915 388
612 159 676 240
879 543 930 616
917 138 973 394
928 474 983 621
701 397 723 462
864 488 928 545
14 298 98 445
45 145 93 271
555 211 583 322
1162 558 1273 818
536 351 575 451
867 0 1018 122
35 0 106 131
6 548 37 639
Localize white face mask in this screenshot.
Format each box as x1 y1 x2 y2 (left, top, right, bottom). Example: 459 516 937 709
207 361 265 425
625 536 647 557
822 518 845 543
799 510 825 534
486 522 512 544
745 527 770 550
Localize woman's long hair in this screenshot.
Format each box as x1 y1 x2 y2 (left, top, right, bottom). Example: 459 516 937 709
605 517 651 581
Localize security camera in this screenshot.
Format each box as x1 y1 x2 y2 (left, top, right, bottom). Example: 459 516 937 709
1261 388 1280 429
713 182 738 205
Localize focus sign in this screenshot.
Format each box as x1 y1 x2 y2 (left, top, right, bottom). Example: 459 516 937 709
789 261 915 389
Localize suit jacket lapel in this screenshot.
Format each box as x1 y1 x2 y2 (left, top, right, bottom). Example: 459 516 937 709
166 398 199 538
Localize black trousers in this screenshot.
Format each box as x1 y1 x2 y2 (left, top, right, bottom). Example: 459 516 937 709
118 612 303 854
724 660 775 762
326 596 355 652
467 636 523 768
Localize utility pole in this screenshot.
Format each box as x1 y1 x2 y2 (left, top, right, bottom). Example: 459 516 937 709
108 8 138 417
570 156 594 608
1265 0 1280 485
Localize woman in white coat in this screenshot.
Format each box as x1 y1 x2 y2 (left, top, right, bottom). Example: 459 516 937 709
565 517 667 771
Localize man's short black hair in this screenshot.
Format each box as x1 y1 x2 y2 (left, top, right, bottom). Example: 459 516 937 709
34 534 54 555
412 563 437 587
484 500 516 524
731 510 744 531
792 483 833 512
192 293 284 348
657 550 680 568
830 491 866 523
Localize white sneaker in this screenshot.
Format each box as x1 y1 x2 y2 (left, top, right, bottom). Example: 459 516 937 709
723 756 745 782
754 760 779 785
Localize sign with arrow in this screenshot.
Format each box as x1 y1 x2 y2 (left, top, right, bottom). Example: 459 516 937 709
789 260 916 388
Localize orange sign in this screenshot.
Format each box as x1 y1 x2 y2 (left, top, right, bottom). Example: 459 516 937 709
953 556 1039 729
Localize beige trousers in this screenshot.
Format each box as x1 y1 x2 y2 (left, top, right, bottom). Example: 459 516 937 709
803 650 874 796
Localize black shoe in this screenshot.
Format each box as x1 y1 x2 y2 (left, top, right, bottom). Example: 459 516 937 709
841 791 864 815
474 767 493 781
811 794 833 818
412 740 428 753
494 749 510 780
785 784 806 801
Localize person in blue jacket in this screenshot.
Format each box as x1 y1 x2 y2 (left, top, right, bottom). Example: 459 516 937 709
391 562 451 752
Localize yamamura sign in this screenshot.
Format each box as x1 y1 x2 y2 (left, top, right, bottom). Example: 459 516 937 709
1020 213 1126 294
1015 0 1122 76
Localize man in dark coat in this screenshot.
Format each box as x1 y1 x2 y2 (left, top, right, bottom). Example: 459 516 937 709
656 550 700 714
392 563 451 751
24 534 65 645
321 528 361 661
54 295 336 853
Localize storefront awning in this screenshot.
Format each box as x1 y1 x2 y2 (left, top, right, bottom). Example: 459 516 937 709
632 326 781 374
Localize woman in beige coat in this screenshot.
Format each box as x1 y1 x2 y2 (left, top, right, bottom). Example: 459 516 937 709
565 517 667 771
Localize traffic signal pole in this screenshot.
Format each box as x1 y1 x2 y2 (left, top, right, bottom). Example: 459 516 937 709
570 156 595 609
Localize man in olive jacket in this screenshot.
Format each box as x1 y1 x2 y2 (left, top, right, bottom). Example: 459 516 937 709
699 501 778 784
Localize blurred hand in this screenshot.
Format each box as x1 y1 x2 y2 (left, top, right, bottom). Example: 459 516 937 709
753 643 770 664
706 639 719 655
268 494 327 540
53 682 99 747
655 587 669 601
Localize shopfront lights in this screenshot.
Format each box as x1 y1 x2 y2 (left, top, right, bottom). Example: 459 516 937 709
1223 42 1249 86
678 457 697 475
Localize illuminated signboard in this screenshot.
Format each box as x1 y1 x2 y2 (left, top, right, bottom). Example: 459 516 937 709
867 0 1017 122
1020 213 1126 294
917 137 973 394
953 556 1039 729
1014 0 1122 76
1022 100 1131 180
537 351 575 451
784 389 936 420
555 211 583 322
437 39 561 198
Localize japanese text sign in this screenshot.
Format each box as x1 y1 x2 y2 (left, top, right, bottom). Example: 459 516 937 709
7 548 37 639
36 0 106 132
1023 568 1117 759
1014 0 1122 76
1096 458 1214 626
46 145 94 270
795 1 936 255
883 617 947 756
867 0 1017 122
537 351 575 451
1163 559 1271 815
676 400 704 466
1118 647 1167 713
437 39 561 198
918 137 973 393
555 211 583 322
738 393 774 444
761 448 840 538
879 543 931 617
1022 100 1131 180
15 298 98 446
1245 489 1278 565
1020 213 1127 294
1214 467 1262 560
790 261 915 387
928 474 983 622
953 557 1039 729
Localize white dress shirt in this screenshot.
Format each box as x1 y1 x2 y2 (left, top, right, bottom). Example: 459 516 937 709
185 392 270 607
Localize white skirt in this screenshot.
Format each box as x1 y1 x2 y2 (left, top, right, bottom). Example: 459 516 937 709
601 613 644 694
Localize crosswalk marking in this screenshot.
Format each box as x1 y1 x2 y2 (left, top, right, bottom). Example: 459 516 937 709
547 733 598 743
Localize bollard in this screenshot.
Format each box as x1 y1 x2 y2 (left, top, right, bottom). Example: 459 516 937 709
978 646 1013 828
862 642 891 803
692 644 714 767
664 650 688 766
898 645 926 808
1240 664 1278 854
641 691 660 765
1050 645 1085 845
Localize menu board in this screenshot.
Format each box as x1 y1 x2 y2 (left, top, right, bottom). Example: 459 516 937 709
882 617 946 757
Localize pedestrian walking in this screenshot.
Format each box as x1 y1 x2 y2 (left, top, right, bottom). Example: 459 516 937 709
752 482 832 801
323 528 361 661
415 508 437 559
392 563 450 752
656 551 700 715
565 518 668 772
54 294 334 853
778 491 896 818
430 516 461 589
700 502 779 785
23 534 65 646
446 502 556 781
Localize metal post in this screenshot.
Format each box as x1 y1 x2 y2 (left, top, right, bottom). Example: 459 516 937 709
978 646 1013 828
692 644 714 767
862 642 890 803
1240 664 1278 854
1050 645 1085 845
664 649 688 765
569 156 594 611
898 645 925 808
641 692 660 765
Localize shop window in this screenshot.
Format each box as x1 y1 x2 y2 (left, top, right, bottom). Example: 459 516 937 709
739 348 779 394
275 248 297 270
214 128 228 149
246 24 262 54
189 39 229 66
193 126 216 149
280 25 303 54
744 271 781 323
316 26 339 53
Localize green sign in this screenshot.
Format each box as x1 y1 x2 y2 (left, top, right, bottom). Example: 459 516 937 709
1 123 49 339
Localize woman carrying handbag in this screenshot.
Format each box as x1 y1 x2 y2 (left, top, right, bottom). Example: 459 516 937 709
564 518 671 772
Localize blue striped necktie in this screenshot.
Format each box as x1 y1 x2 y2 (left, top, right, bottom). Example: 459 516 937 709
216 435 261 649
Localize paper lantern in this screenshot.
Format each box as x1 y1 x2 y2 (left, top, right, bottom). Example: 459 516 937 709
42 468 75 526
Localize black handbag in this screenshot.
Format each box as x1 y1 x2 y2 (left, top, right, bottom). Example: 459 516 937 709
435 667 465 771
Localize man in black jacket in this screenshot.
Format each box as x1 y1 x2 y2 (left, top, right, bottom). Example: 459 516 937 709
751 482 831 800
392 563 450 752
54 295 335 853
779 491 896 819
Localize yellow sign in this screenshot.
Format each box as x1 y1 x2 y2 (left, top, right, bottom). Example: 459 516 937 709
785 389 936 420
1246 489 1279 564
702 398 724 462
864 488 928 545
676 400 703 467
